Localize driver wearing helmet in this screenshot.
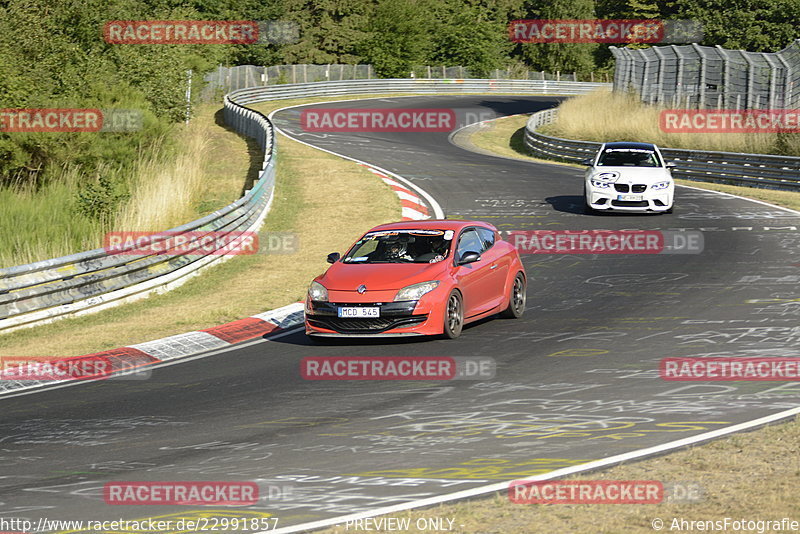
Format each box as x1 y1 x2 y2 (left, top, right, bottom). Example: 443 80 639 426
384 239 414 261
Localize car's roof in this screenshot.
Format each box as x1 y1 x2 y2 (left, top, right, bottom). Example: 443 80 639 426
602 141 658 150
368 219 495 232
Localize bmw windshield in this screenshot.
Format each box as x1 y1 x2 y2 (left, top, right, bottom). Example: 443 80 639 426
597 147 662 167
342 229 453 264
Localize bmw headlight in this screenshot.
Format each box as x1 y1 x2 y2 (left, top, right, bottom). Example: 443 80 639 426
308 281 329 302
652 181 672 190
591 179 613 188
394 280 440 302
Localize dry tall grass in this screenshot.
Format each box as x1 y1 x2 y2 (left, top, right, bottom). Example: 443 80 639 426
544 89 800 155
115 127 209 232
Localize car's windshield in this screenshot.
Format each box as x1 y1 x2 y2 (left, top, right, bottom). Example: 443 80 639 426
343 229 453 263
597 148 661 167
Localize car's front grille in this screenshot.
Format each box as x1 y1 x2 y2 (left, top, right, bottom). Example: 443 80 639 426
308 315 427 334
614 184 629 193
632 184 647 193
611 200 650 207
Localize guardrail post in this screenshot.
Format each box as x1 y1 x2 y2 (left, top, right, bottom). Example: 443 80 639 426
742 50 756 109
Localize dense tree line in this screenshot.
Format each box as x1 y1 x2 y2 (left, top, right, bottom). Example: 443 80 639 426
1 0 797 184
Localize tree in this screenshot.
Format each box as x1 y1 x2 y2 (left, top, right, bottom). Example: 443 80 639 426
515 0 599 75
430 2 513 77
360 0 436 78
665 0 800 52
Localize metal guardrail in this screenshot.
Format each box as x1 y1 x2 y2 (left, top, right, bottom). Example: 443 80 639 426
228 78 609 105
0 78 607 334
0 99 276 333
525 108 800 190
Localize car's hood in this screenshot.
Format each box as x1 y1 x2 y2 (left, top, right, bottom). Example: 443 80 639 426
319 261 448 291
590 167 671 184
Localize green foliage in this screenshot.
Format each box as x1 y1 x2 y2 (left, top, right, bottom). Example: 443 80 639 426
0 0 227 181
360 0 436 78
74 170 130 222
516 0 599 74
430 2 513 77
665 0 800 52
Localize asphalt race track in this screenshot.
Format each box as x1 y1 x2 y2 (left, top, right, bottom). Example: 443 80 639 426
2 96 800 532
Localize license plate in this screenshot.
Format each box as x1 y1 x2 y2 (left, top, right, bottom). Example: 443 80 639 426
617 194 644 201
338 307 380 318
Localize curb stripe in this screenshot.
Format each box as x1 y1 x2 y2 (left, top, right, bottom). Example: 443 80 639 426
401 198 429 214
202 317 279 344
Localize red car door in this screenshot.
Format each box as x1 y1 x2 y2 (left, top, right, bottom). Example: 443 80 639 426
452 228 497 317
475 227 509 311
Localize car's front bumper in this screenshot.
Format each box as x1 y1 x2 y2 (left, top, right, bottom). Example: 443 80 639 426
587 183 673 212
305 300 441 336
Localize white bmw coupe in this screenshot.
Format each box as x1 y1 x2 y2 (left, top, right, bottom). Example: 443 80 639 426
583 142 675 213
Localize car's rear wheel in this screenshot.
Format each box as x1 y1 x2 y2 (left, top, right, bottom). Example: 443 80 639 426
443 290 463 339
500 272 526 318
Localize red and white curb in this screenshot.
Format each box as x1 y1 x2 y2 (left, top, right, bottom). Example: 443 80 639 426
359 164 430 220
0 302 305 395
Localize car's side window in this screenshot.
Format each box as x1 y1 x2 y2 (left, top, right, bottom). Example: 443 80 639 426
456 229 483 259
476 227 495 251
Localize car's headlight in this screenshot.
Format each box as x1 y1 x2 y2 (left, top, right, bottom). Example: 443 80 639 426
591 179 613 188
394 280 440 302
308 281 329 302
652 181 672 190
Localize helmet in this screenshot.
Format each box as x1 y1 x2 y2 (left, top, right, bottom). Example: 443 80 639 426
385 241 407 259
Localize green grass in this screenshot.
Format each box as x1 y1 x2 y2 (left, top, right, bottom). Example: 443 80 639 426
0 167 108 267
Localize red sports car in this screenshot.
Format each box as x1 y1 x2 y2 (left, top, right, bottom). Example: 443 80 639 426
304 220 526 339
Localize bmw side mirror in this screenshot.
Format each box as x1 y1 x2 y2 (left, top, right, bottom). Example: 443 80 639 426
665 161 676 169
458 251 481 265
326 252 340 264
582 158 593 166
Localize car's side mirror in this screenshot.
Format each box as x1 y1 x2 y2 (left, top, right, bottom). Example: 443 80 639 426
326 252 340 264
581 158 593 166
665 161 677 169
458 251 481 265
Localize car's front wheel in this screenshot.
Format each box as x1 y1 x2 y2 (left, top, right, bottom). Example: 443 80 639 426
443 290 464 339
500 272 526 318
583 184 594 214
